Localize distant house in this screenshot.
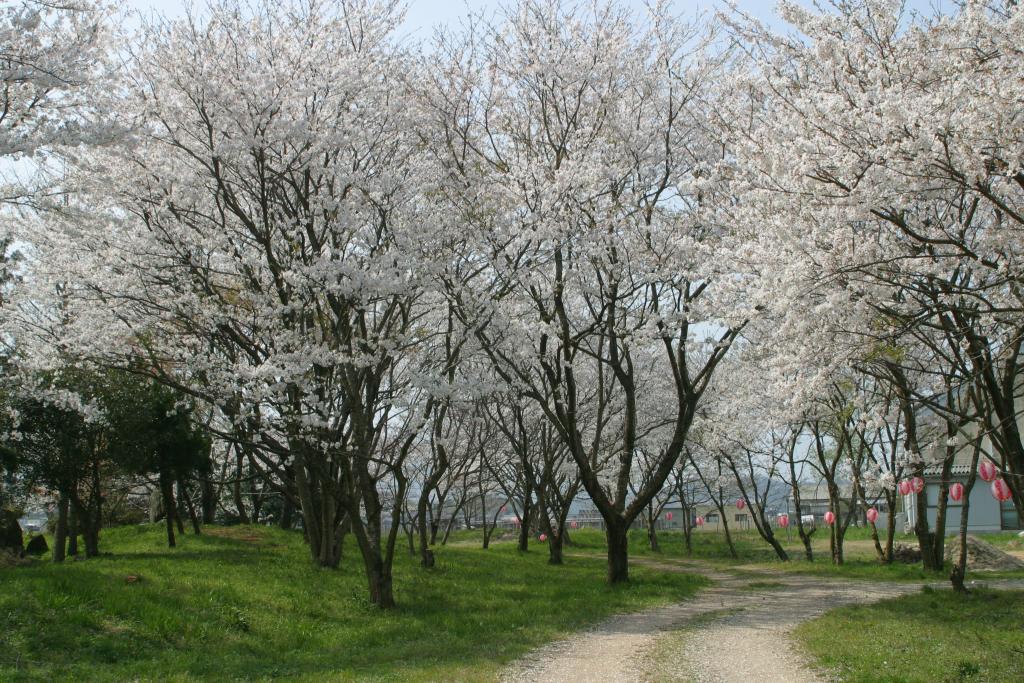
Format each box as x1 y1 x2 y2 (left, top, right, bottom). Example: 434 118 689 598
905 452 1020 533
691 503 757 531
787 483 861 525
902 389 1023 534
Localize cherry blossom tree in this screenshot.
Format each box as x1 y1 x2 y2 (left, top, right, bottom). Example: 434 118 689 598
24 0 449 609
720 0 1024 531
424 0 746 584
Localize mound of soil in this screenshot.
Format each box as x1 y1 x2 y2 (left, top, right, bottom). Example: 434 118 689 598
944 535 1024 571
892 543 921 563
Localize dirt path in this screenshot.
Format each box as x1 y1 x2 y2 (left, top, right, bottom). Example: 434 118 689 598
499 557 1022 683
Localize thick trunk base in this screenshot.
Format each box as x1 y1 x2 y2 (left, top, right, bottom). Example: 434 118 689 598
606 525 629 584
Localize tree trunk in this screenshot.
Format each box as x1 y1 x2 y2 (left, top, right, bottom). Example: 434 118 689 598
517 496 531 552
440 497 464 545
179 477 202 535
279 495 295 530
606 521 629 584
912 468 939 571
233 448 250 524
548 531 564 565
67 504 79 557
827 487 845 565
292 455 323 563
952 443 981 592
316 493 343 569
404 513 416 556
787 451 813 561
868 518 885 561
251 487 264 522
682 504 692 554
200 476 217 525
77 500 100 558
160 469 177 548
174 492 185 535
647 505 660 552
366 557 395 609
53 493 69 563
931 455 954 570
951 485 972 593
883 491 896 563
417 487 435 568
717 502 737 559
767 532 789 561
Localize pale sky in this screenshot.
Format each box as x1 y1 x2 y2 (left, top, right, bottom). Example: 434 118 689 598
122 0 956 38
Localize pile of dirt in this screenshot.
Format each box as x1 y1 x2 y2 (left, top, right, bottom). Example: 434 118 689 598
892 543 922 563
944 535 1024 571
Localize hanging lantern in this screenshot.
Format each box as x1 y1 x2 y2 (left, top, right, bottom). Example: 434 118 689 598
736 499 746 510
570 520 578 529
666 512 673 521
866 507 879 523
777 514 790 528
898 480 912 495
911 477 925 494
539 533 548 542
979 460 999 483
991 479 1012 502
824 511 836 525
949 483 964 502
514 516 521 526
696 516 705 527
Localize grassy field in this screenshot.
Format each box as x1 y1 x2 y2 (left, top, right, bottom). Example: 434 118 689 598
795 587 1024 683
0 524 708 682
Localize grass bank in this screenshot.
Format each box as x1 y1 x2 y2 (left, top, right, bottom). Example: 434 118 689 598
794 587 1024 682
0 524 707 682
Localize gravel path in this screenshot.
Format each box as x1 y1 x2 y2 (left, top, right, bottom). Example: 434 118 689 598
499 557 1023 683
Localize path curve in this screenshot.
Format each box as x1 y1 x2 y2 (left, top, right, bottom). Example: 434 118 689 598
499 557 1022 683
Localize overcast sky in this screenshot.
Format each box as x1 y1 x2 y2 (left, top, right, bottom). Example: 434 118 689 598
122 0 955 39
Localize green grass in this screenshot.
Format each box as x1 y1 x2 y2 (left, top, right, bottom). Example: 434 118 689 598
795 587 1024 683
0 524 708 682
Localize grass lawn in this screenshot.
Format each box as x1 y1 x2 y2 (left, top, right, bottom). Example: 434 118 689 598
794 587 1024 683
0 524 707 682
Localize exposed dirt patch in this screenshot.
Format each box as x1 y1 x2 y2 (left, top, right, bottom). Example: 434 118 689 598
944 535 1024 571
204 527 277 546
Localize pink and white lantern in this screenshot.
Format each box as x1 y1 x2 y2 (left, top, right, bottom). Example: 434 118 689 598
539 533 547 542
777 514 790 529
911 477 925 494
949 483 964 502
666 512 673 521
736 499 746 510
824 511 836 526
695 516 705 527
866 507 879 523
898 480 912 496
979 460 999 483
991 479 1012 502
570 520 578 529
